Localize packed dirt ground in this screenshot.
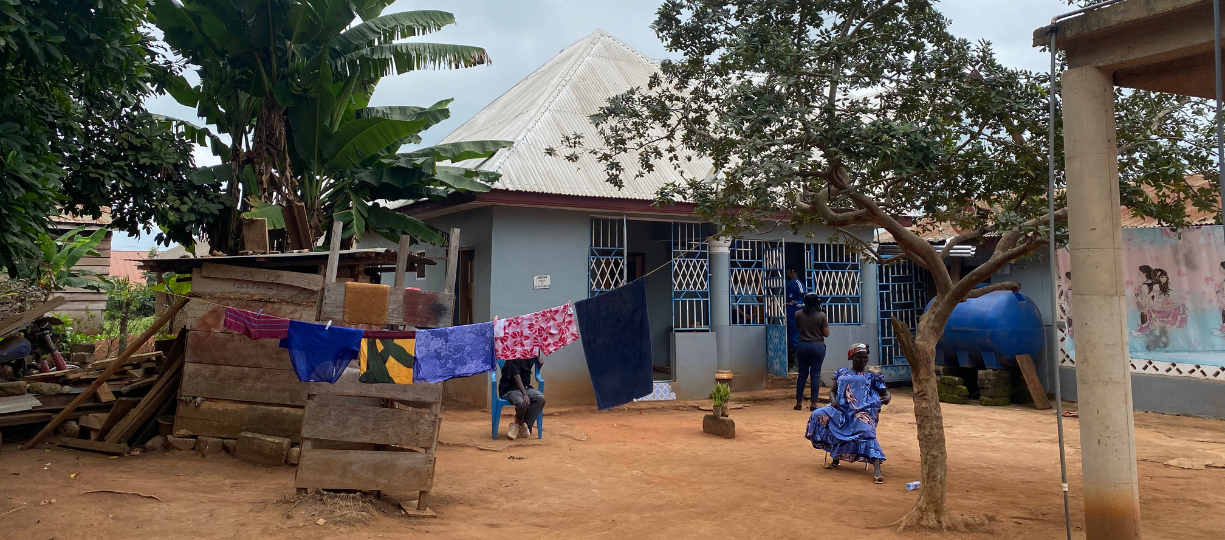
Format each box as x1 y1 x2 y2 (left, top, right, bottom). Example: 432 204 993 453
1 389 1223 539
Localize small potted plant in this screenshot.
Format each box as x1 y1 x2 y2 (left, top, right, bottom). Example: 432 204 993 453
710 382 731 417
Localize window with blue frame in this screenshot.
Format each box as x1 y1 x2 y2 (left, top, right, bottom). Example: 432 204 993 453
671 222 709 331
730 239 766 325
805 243 862 325
589 217 626 297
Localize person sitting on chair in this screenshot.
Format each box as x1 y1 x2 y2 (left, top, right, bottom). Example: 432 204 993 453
500 356 545 440
805 343 891 484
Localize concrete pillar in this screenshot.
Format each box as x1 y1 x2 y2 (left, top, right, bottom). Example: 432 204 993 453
1061 66 1142 539
709 238 732 379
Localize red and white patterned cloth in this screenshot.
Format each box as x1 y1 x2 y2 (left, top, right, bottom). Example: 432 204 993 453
494 304 580 360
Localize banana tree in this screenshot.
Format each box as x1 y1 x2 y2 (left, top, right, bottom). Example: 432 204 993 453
150 0 498 250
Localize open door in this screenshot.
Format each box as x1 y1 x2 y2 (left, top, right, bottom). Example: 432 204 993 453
764 241 788 376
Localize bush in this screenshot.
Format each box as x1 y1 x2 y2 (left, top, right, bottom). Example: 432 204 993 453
710 382 731 407
104 277 156 321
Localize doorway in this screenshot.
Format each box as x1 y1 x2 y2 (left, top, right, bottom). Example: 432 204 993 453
455 248 475 326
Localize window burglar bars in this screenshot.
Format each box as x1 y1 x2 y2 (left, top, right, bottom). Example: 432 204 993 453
730 239 766 325
672 222 710 331
805 243 862 325
589 217 626 297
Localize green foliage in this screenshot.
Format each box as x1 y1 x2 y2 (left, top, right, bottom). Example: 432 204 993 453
0 0 218 270
151 0 510 251
149 273 192 296
710 382 731 407
104 278 157 321
12 226 109 293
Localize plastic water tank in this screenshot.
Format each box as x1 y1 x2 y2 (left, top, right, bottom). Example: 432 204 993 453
930 290 1044 369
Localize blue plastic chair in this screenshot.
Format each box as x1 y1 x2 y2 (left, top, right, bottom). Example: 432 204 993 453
490 358 544 440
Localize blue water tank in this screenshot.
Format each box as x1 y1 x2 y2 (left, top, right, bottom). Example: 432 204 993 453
930 290 1044 370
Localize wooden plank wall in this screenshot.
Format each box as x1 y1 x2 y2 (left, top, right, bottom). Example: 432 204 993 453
56 231 112 329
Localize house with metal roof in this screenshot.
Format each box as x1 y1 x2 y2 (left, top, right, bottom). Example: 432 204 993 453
379 30 906 407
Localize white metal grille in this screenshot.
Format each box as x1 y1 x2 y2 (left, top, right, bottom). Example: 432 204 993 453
589 217 626 296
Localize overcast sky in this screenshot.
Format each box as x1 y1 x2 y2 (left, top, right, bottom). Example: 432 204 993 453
123 0 1073 250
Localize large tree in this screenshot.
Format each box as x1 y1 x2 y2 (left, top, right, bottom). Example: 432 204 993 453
554 0 1217 531
0 0 220 273
153 0 510 251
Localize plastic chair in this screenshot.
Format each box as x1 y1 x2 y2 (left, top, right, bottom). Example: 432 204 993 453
490 358 544 440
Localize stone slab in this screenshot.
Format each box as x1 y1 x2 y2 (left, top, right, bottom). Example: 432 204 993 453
197 436 225 456
236 431 289 466
167 435 196 451
980 386 1014 398
0 381 27 397
980 396 1011 406
702 414 736 439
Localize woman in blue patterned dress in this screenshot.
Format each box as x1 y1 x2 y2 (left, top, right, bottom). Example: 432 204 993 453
805 343 891 484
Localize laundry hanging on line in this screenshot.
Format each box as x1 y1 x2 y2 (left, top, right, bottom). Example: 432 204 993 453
359 337 415 384
224 307 291 340
413 322 497 383
279 319 364 384
573 277 654 410
494 303 580 360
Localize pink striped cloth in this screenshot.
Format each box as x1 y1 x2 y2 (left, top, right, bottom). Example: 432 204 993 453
223 307 291 339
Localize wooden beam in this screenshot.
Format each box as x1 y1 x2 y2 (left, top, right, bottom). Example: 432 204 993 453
295 450 434 492
394 234 411 289
1015 354 1053 410
443 228 460 295
0 297 66 338
301 400 438 448
23 297 189 450
104 332 187 444
200 262 324 291
93 398 140 441
57 437 130 455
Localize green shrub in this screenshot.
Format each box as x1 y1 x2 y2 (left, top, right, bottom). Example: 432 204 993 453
710 382 731 407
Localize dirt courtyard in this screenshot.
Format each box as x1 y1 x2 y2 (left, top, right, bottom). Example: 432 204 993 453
1 389 1223 539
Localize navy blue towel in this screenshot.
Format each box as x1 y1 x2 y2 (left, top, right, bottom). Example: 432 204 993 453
574 278 653 410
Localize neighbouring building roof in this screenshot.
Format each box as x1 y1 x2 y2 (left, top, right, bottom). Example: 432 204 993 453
879 176 1221 244
437 29 713 201
109 250 150 283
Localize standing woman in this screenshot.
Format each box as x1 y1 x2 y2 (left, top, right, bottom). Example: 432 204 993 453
785 269 806 371
794 293 829 411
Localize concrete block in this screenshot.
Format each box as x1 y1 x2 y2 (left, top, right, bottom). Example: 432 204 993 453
167 436 196 451
937 384 969 397
70 343 96 354
55 421 80 439
197 436 225 457
939 395 969 405
287 446 301 465
980 386 1013 398
144 435 166 451
0 381 27 397
702 414 736 439
980 396 1011 406
236 431 290 466
937 375 964 386
222 439 237 454
70 352 92 365
977 369 1011 381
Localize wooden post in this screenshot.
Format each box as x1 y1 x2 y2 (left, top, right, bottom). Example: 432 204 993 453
24 296 189 449
324 220 343 285
1015 354 1053 410
242 217 269 254
443 228 460 295
394 234 411 289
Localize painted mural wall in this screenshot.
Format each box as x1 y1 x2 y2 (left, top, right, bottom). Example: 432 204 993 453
1056 226 1225 382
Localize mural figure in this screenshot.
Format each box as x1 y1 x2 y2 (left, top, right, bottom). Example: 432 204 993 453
1134 267 1187 350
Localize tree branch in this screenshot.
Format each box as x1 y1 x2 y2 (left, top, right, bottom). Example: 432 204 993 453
846 0 904 40
966 281 1020 299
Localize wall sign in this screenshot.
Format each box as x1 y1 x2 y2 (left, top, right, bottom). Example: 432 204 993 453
533 275 551 290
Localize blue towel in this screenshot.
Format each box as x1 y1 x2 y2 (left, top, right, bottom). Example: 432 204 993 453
279 320 364 384
574 278 653 410
413 322 497 383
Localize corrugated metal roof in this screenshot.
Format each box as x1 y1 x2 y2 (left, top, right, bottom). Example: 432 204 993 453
438 29 713 201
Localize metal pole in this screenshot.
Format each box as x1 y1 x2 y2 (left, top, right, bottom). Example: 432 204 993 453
1048 28 1074 540
1215 0 1224 233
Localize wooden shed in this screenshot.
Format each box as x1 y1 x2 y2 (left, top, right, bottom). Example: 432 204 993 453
138 249 436 442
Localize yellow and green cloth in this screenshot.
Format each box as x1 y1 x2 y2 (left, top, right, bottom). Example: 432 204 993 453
358 338 415 384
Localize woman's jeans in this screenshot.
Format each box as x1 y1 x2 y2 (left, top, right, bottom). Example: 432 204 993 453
796 341 827 403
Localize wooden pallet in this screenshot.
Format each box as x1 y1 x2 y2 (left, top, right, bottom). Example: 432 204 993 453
293 374 443 512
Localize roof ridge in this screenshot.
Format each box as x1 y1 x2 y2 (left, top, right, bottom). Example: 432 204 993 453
483 30 609 172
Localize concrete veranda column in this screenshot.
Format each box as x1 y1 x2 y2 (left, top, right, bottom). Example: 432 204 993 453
709 238 732 382
1061 66 1142 539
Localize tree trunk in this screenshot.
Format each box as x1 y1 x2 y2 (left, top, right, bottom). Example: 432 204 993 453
889 315 988 532
252 97 296 205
